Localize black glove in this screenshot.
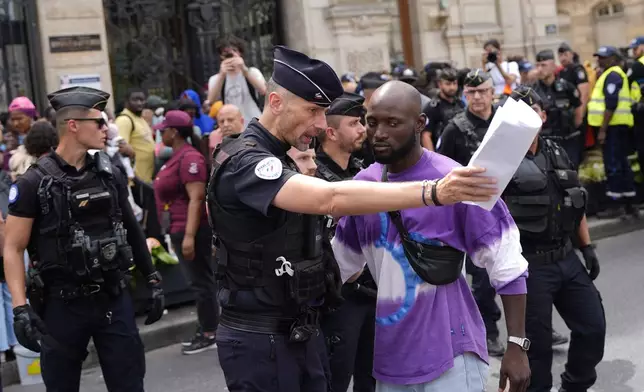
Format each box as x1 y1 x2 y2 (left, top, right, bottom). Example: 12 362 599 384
144 272 165 325
580 244 600 280
13 305 47 353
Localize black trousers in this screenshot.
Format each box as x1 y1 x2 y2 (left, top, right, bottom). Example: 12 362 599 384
216 324 330 392
466 258 501 340
321 291 376 392
526 251 606 392
40 291 145 392
171 226 219 332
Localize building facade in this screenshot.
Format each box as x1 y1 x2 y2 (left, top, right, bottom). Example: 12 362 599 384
1 0 644 112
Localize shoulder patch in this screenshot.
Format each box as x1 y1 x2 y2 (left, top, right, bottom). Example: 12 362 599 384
606 83 617 94
578 70 586 80
188 162 199 174
8 184 18 204
254 157 283 180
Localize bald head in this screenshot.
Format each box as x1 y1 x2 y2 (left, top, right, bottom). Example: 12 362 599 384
217 104 244 137
369 81 421 115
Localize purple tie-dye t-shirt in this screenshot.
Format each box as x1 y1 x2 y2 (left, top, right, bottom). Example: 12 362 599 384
331 150 528 385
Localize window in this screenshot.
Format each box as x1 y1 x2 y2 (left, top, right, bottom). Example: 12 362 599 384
595 2 625 18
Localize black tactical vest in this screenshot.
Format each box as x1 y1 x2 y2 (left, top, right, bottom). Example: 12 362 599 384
29 153 133 288
542 80 576 138
207 135 326 309
453 113 483 157
503 139 586 252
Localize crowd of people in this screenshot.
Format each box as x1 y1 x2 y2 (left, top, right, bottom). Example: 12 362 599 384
0 32 642 392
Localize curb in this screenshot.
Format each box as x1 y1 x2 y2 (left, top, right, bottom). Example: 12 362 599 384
2 217 642 387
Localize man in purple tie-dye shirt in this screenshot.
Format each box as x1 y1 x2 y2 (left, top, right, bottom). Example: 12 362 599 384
332 81 531 392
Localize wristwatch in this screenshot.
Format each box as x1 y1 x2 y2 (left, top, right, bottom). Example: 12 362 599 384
508 336 531 351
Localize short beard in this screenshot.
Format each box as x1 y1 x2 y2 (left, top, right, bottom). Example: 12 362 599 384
373 131 417 165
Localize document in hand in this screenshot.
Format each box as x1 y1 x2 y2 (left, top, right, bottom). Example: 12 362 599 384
465 98 543 210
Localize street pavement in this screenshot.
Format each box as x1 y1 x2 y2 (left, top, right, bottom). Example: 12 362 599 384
7 229 644 392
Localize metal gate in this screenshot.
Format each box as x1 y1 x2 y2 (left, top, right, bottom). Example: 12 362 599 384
0 0 41 112
103 0 283 103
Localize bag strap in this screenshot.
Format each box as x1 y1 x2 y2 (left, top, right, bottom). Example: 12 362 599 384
380 165 410 241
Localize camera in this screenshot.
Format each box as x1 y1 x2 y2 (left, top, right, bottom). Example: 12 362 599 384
487 51 498 63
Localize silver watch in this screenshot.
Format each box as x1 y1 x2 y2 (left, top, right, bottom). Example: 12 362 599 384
508 336 531 351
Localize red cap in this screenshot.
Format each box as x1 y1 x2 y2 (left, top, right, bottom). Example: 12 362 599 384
153 110 193 130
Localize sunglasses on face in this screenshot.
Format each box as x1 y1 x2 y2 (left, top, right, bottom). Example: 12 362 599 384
65 117 107 128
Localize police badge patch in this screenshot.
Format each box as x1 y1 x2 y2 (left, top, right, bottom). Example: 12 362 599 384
8 185 18 204
102 242 117 261
578 70 585 81
607 83 617 94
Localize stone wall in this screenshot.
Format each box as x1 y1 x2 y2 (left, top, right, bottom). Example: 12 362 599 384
35 0 114 109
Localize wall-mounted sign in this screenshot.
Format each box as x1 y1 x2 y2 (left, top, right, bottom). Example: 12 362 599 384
49 34 102 53
60 74 102 90
545 24 558 36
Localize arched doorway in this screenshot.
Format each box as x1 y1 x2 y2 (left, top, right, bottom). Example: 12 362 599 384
593 1 626 47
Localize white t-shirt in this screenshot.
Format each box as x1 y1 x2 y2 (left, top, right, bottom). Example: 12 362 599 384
208 68 265 121
486 61 521 96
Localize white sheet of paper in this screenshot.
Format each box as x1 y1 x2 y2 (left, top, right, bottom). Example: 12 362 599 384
464 98 543 211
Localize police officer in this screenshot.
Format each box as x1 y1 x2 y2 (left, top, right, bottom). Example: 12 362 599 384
315 92 376 392
3 86 165 391
207 45 499 392
531 49 584 168
558 43 590 109
437 69 507 356
504 86 605 392
588 46 639 218
357 72 390 166
424 68 465 150
628 36 644 179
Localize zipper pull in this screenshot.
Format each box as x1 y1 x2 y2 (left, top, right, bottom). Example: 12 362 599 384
106 311 113 325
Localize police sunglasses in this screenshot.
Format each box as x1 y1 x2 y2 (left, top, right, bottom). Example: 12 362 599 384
65 117 108 128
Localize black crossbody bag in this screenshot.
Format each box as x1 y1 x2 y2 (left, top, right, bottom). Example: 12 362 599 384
381 166 466 285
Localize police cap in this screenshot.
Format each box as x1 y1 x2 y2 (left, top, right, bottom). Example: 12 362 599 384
326 92 366 118
630 36 644 49
463 69 491 87
535 49 555 62
272 45 343 107
47 86 110 112
593 46 619 58
509 85 543 109
360 72 390 90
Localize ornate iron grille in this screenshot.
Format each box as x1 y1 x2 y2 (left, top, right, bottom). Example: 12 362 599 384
103 0 283 104
0 0 38 112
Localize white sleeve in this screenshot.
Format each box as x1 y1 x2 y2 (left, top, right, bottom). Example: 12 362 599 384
508 62 521 85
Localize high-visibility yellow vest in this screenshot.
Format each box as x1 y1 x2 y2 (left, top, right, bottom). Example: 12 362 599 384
631 56 644 103
587 65 634 127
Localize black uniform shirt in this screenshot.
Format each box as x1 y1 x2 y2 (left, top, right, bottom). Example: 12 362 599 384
8 150 154 277
315 147 362 180
214 119 299 242
559 63 588 89
425 95 466 142
531 79 580 133
629 57 644 89
437 109 494 166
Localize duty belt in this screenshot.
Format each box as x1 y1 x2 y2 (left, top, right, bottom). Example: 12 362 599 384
220 310 299 335
524 241 574 264
49 279 125 300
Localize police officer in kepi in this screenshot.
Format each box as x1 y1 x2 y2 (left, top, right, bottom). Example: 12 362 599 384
424 68 466 150
2 87 165 391
207 45 500 391
315 92 376 392
530 49 584 168
504 86 605 392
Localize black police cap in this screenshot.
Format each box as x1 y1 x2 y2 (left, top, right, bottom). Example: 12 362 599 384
272 45 343 107
558 42 573 53
463 69 491 87
360 72 390 90
509 85 543 109
535 49 555 62
326 92 366 118
47 86 110 112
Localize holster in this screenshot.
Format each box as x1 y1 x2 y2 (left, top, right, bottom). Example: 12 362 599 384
27 268 46 317
321 237 344 311
287 257 326 305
